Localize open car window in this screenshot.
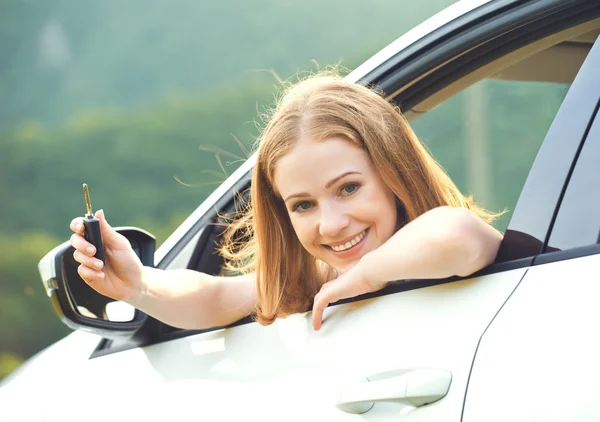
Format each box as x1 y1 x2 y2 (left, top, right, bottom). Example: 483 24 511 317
411 78 569 234
166 20 600 279
405 19 600 266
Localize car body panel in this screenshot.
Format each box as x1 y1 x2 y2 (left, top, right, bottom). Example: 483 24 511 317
0 330 102 422
463 253 600 421
463 34 600 421
43 269 524 422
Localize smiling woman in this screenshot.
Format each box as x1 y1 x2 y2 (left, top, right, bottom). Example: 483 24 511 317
67 70 504 333
275 138 398 275
218 71 504 327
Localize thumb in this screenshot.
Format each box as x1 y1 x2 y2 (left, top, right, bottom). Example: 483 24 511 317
94 209 110 228
94 209 122 246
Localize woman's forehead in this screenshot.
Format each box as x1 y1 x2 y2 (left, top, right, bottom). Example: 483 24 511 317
273 137 372 196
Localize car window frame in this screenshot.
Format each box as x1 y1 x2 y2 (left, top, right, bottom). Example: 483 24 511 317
545 115 600 252
533 43 600 265
496 31 600 266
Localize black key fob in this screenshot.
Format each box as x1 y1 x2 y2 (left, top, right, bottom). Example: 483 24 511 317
82 184 106 263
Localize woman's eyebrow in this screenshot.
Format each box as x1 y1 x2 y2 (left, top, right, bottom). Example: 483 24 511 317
283 171 362 203
325 171 361 189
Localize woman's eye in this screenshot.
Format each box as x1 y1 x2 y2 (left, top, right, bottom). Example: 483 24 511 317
341 183 360 196
292 201 312 212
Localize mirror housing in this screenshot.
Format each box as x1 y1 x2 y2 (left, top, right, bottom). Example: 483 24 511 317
38 227 155 339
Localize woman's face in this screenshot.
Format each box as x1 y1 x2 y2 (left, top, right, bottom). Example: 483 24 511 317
273 137 398 274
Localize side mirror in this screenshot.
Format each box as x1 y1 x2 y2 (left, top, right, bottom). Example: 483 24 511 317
38 227 155 339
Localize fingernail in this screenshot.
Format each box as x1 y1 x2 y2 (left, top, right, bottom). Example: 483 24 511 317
75 223 83 231
98 272 105 279
86 246 94 255
94 260 103 270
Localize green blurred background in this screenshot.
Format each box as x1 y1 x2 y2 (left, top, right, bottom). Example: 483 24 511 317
0 0 569 380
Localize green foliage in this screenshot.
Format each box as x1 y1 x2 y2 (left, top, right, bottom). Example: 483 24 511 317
0 232 70 364
0 0 454 131
0 79 274 240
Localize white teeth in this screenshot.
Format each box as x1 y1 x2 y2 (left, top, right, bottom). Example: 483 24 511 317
331 230 366 252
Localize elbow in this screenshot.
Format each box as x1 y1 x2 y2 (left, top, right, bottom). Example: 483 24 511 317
439 208 502 277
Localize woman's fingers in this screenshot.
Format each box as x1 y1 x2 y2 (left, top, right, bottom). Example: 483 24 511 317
70 217 105 285
312 297 329 331
77 263 105 284
73 249 104 271
70 233 96 256
311 265 379 331
72 240 105 285
70 210 115 244
312 281 342 331
70 217 85 235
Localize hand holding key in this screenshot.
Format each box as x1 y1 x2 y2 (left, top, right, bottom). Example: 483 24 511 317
70 185 144 302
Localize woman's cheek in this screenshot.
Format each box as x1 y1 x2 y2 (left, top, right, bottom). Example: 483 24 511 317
290 218 311 248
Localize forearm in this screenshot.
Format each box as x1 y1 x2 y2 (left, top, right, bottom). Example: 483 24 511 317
358 207 502 286
128 267 256 329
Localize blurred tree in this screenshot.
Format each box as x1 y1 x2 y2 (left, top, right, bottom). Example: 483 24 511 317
0 233 70 360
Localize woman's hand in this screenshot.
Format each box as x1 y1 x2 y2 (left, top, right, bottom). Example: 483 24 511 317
311 260 382 331
69 209 144 302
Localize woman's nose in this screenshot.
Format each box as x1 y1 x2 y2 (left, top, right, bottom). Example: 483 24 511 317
318 203 350 238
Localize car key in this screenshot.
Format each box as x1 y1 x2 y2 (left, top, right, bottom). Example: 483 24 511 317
82 183 105 263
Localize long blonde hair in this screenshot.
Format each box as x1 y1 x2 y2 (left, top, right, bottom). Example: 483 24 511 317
220 72 499 325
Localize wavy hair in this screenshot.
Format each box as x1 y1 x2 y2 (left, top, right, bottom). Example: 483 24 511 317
220 71 501 325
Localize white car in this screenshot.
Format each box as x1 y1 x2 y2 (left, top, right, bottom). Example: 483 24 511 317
3 0 600 420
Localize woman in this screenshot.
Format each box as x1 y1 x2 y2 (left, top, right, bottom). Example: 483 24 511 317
69 73 503 331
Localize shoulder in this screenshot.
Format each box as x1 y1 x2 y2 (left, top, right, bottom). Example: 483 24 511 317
420 207 503 256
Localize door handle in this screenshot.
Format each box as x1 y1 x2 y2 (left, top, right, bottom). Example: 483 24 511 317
336 368 452 414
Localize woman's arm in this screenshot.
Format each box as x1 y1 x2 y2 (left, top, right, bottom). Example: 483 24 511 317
359 206 503 283
311 206 503 330
129 269 257 330
70 210 257 330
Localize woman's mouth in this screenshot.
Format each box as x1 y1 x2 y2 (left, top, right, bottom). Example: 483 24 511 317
327 228 368 253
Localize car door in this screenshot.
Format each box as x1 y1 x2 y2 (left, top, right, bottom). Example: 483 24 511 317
463 33 600 422
40 2 600 422
45 259 526 422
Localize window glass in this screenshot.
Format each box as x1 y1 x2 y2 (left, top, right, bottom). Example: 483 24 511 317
546 113 600 250
411 79 570 233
